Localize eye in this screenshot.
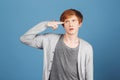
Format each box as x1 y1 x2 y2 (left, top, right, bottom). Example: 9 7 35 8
72 19 77 22
65 20 69 23
72 19 76 22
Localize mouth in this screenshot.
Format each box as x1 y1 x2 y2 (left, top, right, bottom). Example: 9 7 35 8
69 28 74 30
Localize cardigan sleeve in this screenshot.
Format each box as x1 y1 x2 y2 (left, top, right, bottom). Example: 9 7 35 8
20 21 49 49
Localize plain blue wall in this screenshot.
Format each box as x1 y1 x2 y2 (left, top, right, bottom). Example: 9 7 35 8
0 0 120 80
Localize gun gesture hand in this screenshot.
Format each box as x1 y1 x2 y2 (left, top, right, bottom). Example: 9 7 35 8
47 21 64 30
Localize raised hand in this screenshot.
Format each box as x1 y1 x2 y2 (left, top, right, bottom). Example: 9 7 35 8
47 21 64 30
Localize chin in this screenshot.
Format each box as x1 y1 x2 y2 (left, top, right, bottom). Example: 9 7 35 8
68 32 75 35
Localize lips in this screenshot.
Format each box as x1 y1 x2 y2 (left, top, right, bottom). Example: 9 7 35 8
69 28 74 30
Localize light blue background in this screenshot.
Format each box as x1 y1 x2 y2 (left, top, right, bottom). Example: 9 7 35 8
0 0 120 80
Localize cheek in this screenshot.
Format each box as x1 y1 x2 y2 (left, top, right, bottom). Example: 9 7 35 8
64 26 69 31
75 22 80 25
63 24 68 28
64 23 68 26
76 22 81 27
74 24 79 28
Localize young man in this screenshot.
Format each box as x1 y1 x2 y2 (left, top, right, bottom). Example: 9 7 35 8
20 9 93 80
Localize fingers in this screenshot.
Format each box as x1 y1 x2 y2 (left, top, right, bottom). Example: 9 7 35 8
55 21 64 25
48 21 64 26
52 24 58 30
47 21 64 30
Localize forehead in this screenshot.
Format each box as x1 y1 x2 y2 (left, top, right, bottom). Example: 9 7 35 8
65 15 78 20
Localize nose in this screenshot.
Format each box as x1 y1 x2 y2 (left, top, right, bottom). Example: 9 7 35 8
69 21 73 27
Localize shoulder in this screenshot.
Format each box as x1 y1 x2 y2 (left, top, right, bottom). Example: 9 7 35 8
44 33 61 38
80 38 93 54
42 33 62 40
80 39 92 48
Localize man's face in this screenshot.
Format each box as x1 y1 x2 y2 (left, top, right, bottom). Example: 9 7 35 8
63 15 82 35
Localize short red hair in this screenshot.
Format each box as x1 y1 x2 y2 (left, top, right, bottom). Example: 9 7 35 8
60 9 83 23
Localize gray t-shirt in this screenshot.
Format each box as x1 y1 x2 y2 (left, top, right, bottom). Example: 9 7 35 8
49 35 79 80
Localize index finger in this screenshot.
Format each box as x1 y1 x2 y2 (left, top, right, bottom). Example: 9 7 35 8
55 21 64 24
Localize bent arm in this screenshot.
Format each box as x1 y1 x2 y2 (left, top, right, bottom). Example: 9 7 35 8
20 21 49 49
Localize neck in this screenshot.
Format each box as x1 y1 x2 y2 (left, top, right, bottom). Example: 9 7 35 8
63 33 80 48
64 33 79 42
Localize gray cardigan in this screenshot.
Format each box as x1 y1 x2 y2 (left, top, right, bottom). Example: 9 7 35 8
20 21 93 80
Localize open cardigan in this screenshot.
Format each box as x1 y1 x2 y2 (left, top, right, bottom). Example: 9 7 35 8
20 21 93 80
